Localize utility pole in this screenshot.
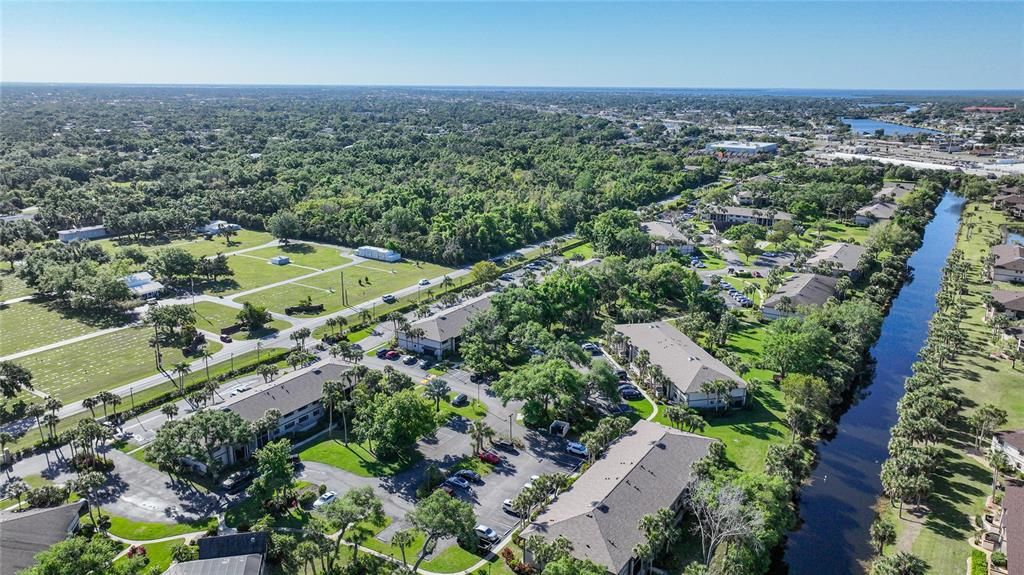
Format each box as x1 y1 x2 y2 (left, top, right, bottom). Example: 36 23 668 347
507 413 514 441
256 341 262 362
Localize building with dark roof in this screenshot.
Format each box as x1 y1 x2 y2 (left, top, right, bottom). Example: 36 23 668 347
806 242 867 277
998 481 1024 575
162 554 263 575
992 244 1024 284
613 322 746 409
0 501 86 575
198 532 269 560
990 289 1024 320
521 420 714 575
397 293 493 358
762 273 838 320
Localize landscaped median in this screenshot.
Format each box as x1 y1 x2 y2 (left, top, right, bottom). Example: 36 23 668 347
298 437 422 478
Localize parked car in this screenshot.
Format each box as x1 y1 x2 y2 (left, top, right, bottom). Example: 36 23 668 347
219 334 233 343
385 350 401 360
502 499 519 516
621 388 642 400
479 450 501 465
402 355 417 365
566 442 589 457
499 274 514 282
445 476 471 490
451 393 469 407
469 373 484 383
375 348 390 359
418 278 430 286
350 343 363 352
220 470 253 494
418 359 433 369
475 525 501 545
581 342 601 354
491 439 516 453
615 369 629 380
382 294 398 304
313 491 338 508
454 469 482 483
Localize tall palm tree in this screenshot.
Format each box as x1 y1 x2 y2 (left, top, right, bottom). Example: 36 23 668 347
43 413 60 441
108 395 122 419
322 380 347 440
82 396 98 418
172 361 191 394
27 404 46 442
199 349 214 383
161 403 178 421
468 421 495 454
391 529 415 569
425 379 451 412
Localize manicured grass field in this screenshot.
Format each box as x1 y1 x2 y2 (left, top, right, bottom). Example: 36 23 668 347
129 537 187 573
83 513 217 540
882 201 1024 575
437 392 489 421
0 270 34 300
98 229 275 259
625 396 655 421
190 301 290 339
562 242 594 259
14 326 222 403
805 220 873 246
243 243 352 270
239 260 456 316
360 527 487 574
298 437 422 478
0 301 126 356
196 252 315 295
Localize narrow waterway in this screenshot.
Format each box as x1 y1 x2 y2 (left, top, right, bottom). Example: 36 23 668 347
781 192 964 574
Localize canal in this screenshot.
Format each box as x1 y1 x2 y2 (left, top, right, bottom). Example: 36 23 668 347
781 192 965 574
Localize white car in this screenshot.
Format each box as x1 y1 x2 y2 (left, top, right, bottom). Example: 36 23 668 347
313 491 337 508
475 524 500 544
502 499 519 516
445 476 471 490
566 442 589 457
418 278 430 286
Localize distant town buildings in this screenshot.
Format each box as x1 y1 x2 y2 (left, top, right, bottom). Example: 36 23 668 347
706 141 778 155
705 206 793 229
356 245 401 262
57 225 107 243
398 293 494 358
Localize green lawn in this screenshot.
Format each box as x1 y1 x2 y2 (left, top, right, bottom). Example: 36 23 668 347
312 325 373 342
196 252 315 295
562 242 595 259
242 243 352 271
361 528 486 574
883 200 1024 574
0 269 34 300
804 220 873 246
298 437 422 478
0 301 128 356
191 301 291 339
122 537 187 573
98 229 275 259
83 513 217 540
239 260 456 316
625 396 655 421
14 326 221 403
436 392 489 421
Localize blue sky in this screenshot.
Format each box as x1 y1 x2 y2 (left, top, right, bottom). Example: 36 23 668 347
2 2 1022 89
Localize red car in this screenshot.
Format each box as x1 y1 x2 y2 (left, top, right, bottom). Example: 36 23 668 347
478 450 501 465
385 350 401 360
752 271 763 278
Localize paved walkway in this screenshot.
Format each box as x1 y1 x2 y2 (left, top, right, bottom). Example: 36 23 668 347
0 294 35 306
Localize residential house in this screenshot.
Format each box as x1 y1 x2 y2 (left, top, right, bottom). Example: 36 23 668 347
805 242 867 278
993 187 1024 219
989 289 1024 320
994 431 1024 472
0 501 86 575
191 361 351 472
162 532 268 575
996 481 1024 575
613 321 747 408
640 220 695 255
198 532 269 559
762 273 838 320
521 420 714 575
57 225 107 243
355 246 401 262
123 271 164 299
992 244 1024 284
196 220 241 235
873 182 916 202
397 293 493 358
705 206 793 229
853 202 897 226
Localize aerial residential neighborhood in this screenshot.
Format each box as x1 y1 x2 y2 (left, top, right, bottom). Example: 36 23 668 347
0 2 1022 575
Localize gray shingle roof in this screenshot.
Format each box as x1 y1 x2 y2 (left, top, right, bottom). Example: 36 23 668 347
222 361 349 422
1003 481 1024 575
522 420 713 574
642 221 688 243
763 273 838 310
874 182 915 201
0 501 85 575
162 554 263 575
806 242 866 273
993 289 1024 313
409 292 493 343
855 202 897 221
993 244 1024 272
615 322 745 394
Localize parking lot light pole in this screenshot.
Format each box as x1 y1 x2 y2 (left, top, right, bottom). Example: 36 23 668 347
507 413 514 441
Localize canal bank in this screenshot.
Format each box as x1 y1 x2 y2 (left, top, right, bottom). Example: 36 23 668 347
781 192 965 574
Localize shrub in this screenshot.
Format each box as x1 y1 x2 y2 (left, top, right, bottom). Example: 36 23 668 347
205 526 219 537
992 552 1008 568
317 483 327 495
971 549 987 575
298 490 317 508
25 485 69 508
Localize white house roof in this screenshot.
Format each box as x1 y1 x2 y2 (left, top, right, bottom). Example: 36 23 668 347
614 321 746 394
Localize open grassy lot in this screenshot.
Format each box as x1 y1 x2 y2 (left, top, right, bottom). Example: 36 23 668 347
880 201 1024 575
0 270 34 300
239 260 456 316
360 526 489 574
98 229 275 259
14 326 222 403
242 243 352 271
191 301 290 339
84 512 217 540
803 219 873 246
0 301 129 356
196 252 315 295
298 437 423 478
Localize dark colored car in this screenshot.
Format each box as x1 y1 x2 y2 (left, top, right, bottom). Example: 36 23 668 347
376 348 390 359
616 370 629 380
402 355 418 365
621 389 643 400
454 469 482 483
469 372 483 383
219 334 233 343
451 393 469 407
220 470 253 494
491 439 516 453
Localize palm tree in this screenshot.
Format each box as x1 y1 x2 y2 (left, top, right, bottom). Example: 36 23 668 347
43 413 60 441
468 421 495 454
172 361 191 394
323 379 347 440
27 404 46 442
82 396 98 418
199 349 214 383
870 552 927 575
990 450 1011 497
6 479 29 510
74 471 106 523
161 404 178 421
108 395 122 419
44 397 63 416
425 379 451 412
391 529 415 569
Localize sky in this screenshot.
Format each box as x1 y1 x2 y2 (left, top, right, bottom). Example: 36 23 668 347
2 1 1022 90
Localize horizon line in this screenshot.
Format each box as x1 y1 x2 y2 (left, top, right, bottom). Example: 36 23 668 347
3 80 1023 95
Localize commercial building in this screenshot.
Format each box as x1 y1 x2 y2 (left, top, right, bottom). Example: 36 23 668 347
57 225 107 243
123 271 164 299
613 321 747 408
397 293 493 358
854 202 897 226
522 420 714 575
356 245 401 262
0 501 86 575
706 141 778 155
762 273 838 320
805 242 867 277
992 244 1024 284
196 220 242 235
705 206 793 229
